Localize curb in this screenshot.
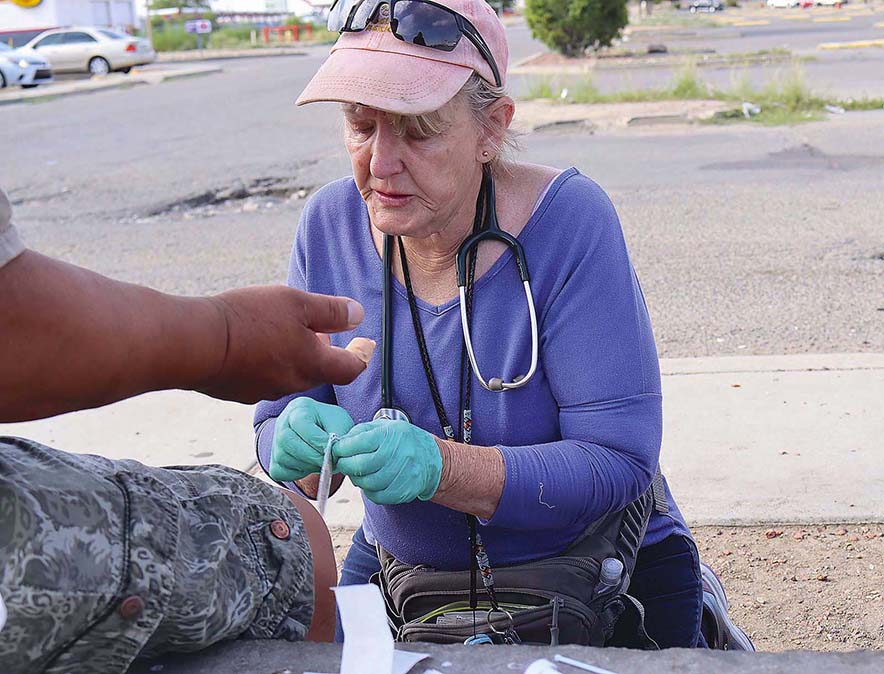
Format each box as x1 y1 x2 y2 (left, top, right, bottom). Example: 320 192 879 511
0 79 148 106
818 38 884 49
510 52 796 75
0 67 222 106
156 47 312 63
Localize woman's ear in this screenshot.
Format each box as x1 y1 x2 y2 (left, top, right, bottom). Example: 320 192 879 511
478 96 515 162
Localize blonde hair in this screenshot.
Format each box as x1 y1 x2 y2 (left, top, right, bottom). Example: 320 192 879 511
341 73 518 169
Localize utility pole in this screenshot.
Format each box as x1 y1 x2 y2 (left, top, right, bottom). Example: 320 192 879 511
145 0 153 44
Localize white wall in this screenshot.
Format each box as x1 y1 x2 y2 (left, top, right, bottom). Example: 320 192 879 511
211 0 272 11
0 0 61 30
0 0 136 30
56 0 136 27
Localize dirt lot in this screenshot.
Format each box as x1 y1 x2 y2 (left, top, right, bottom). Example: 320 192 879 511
329 523 883 652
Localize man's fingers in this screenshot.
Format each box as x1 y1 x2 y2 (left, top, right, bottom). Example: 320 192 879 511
314 339 375 386
301 293 364 333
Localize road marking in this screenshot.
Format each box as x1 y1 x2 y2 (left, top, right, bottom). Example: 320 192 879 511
779 15 811 20
818 38 884 49
875 21 884 27
813 16 852 22
732 19 771 26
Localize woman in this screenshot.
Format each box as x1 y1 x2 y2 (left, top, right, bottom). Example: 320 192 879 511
255 0 749 650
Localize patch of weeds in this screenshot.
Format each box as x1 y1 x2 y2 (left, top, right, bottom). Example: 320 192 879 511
567 78 604 104
524 76 559 100
634 9 718 28
524 59 883 127
670 59 709 99
755 108 825 126
837 97 884 111
526 60 714 104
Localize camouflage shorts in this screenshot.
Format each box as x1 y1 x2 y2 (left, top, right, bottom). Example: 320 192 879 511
0 437 314 674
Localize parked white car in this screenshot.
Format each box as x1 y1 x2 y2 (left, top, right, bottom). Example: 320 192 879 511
25 27 156 76
0 43 53 89
766 0 800 7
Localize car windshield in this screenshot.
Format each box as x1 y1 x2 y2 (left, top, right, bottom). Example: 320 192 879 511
98 29 129 40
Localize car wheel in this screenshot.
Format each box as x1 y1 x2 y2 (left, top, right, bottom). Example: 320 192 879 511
89 57 110 77
0 71 6 89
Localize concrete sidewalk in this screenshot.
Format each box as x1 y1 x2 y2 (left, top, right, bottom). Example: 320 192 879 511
0 64 221 106
2 352 881 527
129 640 884 674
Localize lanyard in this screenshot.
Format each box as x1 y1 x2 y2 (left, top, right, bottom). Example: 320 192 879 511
395 175 516 643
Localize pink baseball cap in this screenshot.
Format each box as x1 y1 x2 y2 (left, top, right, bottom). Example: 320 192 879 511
297 0 508 115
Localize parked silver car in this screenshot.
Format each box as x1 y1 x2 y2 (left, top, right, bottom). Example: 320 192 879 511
0 42 53 89
25 27 156 76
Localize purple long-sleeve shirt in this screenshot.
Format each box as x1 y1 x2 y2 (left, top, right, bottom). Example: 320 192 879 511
254 168 691 570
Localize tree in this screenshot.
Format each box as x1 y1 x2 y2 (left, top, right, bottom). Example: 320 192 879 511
525 0 628 57
149 1 209 8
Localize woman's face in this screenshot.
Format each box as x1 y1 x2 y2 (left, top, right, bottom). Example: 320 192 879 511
343 95 486 241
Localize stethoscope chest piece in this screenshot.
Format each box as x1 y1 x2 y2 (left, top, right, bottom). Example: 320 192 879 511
373 407 411 423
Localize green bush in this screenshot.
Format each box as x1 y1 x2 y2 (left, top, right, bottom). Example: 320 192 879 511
209 25 255 49
151 25 198 52
669 59 708 99
525 0 628 57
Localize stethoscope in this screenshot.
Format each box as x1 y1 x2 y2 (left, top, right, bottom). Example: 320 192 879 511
374 173 540 424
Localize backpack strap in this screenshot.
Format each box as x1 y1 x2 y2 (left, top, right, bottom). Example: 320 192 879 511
651 466 670 514
604 594 660 650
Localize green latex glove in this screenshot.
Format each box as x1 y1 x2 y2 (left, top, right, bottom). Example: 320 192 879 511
333 420 443 505
270 398 354 483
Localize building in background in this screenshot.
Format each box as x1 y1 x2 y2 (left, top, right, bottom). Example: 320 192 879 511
0 0 137 46
203 0 332 26
210 0 332 16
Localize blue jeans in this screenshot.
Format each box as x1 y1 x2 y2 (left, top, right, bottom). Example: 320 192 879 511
336 528 704 648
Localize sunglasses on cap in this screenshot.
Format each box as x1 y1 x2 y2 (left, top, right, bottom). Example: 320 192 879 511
327 0 502 87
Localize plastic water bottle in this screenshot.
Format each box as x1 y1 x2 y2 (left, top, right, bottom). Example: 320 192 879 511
594 557 624 598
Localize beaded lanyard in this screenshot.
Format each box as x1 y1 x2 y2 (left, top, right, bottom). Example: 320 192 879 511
396 175 519 644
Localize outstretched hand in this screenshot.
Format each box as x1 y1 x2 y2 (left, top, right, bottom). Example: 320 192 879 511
198 286 376 403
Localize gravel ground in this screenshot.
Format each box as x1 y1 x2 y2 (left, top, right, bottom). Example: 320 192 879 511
329 523 884 652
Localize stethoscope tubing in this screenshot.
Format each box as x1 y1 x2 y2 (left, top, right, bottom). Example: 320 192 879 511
458 278 539 392
375 172 540 420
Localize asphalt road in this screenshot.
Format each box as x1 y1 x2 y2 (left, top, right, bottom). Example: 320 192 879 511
3 27 882 359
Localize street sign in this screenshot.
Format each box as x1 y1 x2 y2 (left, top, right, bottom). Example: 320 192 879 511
184 20 213 35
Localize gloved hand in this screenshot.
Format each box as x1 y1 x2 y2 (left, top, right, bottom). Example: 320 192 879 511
270 398 354 483
333 420 443 505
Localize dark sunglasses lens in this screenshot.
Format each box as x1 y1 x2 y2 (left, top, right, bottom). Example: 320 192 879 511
393 1 461 51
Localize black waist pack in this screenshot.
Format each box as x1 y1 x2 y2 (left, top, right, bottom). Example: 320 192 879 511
373 476 667 648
